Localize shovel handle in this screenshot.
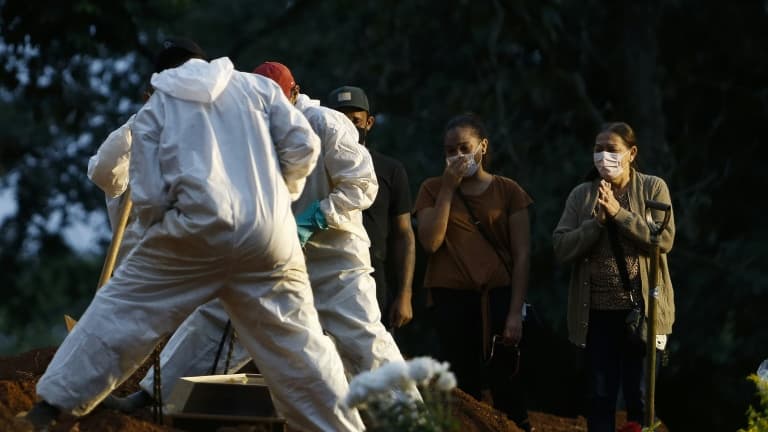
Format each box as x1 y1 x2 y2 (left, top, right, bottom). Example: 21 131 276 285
97 188 133 289
645 200 671 212
644 199 671 236
66 189 133 332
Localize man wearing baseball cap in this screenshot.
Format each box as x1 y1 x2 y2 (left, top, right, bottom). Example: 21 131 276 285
328 85 416 334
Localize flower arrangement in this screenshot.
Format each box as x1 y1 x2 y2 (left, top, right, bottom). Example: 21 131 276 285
344 356 459 432
738 360 768 432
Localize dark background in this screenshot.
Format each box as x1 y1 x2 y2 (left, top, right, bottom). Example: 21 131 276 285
1 1 766 431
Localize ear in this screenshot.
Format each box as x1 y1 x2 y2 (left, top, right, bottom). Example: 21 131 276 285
629 145 638 162
481 138 488 154
289 85 300 104
366 114 376 130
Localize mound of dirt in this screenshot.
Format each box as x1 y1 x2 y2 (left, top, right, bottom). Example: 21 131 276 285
0 347 664 431
0 346 179 432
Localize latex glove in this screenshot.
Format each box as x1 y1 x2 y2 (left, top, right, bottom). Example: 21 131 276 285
295 200 328 247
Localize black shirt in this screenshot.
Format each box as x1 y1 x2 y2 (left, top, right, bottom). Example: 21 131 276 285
363 149 412 308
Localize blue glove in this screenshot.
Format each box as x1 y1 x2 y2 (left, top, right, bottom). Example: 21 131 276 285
295 200 328 247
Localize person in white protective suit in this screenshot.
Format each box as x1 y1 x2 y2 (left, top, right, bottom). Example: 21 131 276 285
19 38 364 432
89 101 251 413
103 61 412 414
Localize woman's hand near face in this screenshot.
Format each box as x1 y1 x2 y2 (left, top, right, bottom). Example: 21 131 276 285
442 155 466 190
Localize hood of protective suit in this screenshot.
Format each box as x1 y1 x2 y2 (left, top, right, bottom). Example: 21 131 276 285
295 93 321 111
150 57 234 103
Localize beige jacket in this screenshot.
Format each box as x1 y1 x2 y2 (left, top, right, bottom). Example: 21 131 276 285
553 170 675 347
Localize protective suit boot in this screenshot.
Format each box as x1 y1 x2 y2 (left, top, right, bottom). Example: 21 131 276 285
101 389 154 413
16 400 59 431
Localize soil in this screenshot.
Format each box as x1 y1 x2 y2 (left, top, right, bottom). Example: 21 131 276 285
0 347 667 431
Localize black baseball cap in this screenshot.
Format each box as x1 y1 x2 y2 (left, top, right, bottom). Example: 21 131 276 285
154 36 207 73
327 86 370 112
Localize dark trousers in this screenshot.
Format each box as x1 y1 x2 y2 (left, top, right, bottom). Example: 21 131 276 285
586 309 648 432
370 256 391 324
431 288 530 429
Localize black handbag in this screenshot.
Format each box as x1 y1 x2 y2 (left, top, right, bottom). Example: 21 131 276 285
487 334 521 377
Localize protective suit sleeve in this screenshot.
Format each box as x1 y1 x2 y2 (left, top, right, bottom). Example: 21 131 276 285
267 89 321 201
87 115 134 198
316 113 378 229
129 96 167 210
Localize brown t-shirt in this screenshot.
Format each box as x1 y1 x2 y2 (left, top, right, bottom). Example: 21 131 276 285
414 175 533 291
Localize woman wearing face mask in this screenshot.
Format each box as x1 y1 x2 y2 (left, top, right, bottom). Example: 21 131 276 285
553 122 676 432
414 112 534 431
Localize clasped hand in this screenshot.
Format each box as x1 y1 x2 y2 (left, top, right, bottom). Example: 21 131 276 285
596 180 620 224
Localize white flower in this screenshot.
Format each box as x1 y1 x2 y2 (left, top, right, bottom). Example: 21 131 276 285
405 357 455 391
758 359 768 381
343 356 457 432
344 362 409 408
434 370 457 392
377 359 412 389
406 357 434 384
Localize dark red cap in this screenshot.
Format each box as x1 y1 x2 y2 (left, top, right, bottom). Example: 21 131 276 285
252 61 295 98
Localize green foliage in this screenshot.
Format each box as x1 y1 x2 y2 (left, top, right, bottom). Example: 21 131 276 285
0 250 101 354
362 389 458 432
738 375 768 432
642 421 663 432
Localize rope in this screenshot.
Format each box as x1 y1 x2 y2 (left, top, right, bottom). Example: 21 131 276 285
151 347 163 424
210 319 232 375
224 328 237 374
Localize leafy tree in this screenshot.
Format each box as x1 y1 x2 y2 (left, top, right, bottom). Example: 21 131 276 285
1 1 765 430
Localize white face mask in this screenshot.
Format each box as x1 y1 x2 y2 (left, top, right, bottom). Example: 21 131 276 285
593 151 627 179
446 145 481 177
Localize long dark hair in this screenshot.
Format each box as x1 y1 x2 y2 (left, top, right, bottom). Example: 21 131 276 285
443 112 491 169
585 121 639 181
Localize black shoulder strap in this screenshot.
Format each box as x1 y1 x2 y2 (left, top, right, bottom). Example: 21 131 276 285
456 188 514 278
605 220 637 304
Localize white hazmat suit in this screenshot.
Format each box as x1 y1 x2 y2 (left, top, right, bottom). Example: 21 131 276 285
87 114 143 262
36 58 364 432
136 93 406 401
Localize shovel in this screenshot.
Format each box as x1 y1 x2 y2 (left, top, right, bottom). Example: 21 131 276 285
65 188 133 331
644 199 672 431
